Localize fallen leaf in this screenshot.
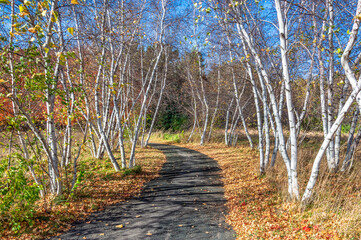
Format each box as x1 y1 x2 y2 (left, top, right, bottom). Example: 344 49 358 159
146 232 152 236
116 224 124 228
99 233 104 236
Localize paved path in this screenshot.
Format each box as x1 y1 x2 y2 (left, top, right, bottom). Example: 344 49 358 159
53 144 235 240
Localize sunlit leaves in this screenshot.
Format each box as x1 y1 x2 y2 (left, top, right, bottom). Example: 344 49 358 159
71 0 80 4
19 5 29 16
67 27 74 36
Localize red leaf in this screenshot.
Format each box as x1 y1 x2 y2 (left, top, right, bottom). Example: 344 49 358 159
302 226 311 232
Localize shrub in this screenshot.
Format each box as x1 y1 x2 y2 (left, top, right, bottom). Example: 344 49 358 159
163 133 181 143
0 156 40 233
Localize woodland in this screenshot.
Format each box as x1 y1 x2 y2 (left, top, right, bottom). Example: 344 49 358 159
0 0 361 239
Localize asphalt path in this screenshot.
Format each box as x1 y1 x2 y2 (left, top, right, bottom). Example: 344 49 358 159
52 144 235 240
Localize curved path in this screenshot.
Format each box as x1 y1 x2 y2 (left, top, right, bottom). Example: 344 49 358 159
53 144 235 240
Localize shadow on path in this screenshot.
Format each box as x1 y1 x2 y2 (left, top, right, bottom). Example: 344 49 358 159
52 144 235 240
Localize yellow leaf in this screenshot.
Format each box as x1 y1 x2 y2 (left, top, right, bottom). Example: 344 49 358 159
0 79 7 83
9 31 14 37
68 27 74 36
71 0 80 4
99 233 104 236
356 14 361 21
116 224 124 228
146 232 152 236
19 5 29 15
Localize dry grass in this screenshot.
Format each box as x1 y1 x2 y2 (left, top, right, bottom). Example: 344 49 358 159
1 146 166 240
270 145 361 239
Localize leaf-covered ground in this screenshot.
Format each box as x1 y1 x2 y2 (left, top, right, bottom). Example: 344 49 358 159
180 143 342 240
1 146 166 240
2 137 358 239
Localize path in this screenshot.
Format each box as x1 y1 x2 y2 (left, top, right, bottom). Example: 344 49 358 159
53 144 235 240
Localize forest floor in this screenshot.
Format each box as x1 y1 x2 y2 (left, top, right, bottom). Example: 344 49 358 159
1 146 166 240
